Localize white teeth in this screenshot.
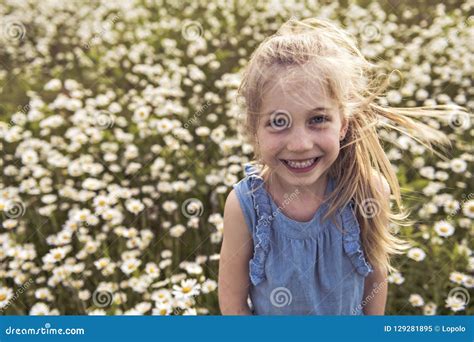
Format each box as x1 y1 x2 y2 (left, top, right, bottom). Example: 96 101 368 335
285 158 318 169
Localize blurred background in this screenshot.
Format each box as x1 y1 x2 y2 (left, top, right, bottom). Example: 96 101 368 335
0 0 472 315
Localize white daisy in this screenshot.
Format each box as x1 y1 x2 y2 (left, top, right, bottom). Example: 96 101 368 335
449 271 467 284
135 302 152 314
443 200 460 215
172 279 201 299
151 279 171 289
459 218 471 228
133 106 150 122
94 258 111 270
43 246 69 264
44 79 62 91
407 247 426 262
145 262 160 278
93 195 111 211
125 199 145 215
120 258 141 275
445 296 466 312
170 224 186 238
34 288 53 301
152 302 172 315
162 201 178 213
433 220 455 237
0 287 13 309
161 250 172 258
463 276 474 288
88 309 107 315
387 271 405 285
182 308 197 315
124 308 142 315
2 219 18 230
423 302 437 315
30 302 50 315
462 200 474 218
151 289 172 303
195 126 210 136
419 166 435 179
22 149 39 165
409 294 424 307
184 263 203 275
450 158 467 173
201 279 217 294
469 257 474 272
78 290 91 301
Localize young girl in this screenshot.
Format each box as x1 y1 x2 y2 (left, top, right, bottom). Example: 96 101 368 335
218 18 465 315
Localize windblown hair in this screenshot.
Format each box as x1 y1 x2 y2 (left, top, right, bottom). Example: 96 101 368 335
237 17 469 275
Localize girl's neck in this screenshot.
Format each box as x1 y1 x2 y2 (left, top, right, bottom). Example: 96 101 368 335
262 168 329 208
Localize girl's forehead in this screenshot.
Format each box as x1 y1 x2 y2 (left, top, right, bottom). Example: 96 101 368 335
261 67 337 114
269 62 327 87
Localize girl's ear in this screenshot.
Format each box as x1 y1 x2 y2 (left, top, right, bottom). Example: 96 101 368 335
339 116 349 141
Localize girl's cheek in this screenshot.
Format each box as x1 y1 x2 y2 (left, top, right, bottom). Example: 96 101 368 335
262 143 280 157
321 128 341 143
259 131 278 148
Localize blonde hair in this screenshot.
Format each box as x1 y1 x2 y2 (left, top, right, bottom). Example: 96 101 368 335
237 18 470 275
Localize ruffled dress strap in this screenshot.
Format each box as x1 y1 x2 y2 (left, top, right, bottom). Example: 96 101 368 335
340 199 374 277
244 163 273 286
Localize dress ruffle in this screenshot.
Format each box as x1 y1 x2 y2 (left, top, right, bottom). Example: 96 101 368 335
244 164 273 286
340 199 374 277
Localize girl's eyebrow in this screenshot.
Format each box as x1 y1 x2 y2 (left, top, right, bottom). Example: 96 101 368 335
264 107 331 116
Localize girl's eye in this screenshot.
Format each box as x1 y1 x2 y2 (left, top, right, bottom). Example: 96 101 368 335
310 115 328 125
265 114 328 129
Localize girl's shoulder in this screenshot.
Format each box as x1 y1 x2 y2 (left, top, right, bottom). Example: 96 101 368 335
232 163 264 198
231 163 271 236
231 163 260 235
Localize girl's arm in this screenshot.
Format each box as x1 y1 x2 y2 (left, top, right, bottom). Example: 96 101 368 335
218 189 254 315
362 267 388 315
363 170 391 315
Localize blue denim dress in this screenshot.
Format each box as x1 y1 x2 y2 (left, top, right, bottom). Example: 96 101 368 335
232 163 373 315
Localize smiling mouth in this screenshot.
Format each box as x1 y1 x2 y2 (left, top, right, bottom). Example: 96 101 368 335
280 157 321 169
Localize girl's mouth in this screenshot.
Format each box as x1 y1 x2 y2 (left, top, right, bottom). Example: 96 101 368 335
280 157 321 173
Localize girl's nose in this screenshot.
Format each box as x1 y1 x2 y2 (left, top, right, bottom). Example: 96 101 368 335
286 127 314 152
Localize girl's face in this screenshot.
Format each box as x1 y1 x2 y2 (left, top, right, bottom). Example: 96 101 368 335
256 69 348 192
